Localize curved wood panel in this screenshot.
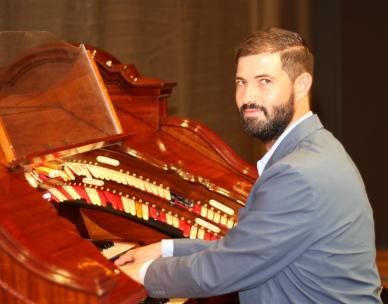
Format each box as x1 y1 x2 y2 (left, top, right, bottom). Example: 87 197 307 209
0 166 146 303
161 116 257 181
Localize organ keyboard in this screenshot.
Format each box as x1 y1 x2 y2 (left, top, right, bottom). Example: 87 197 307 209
0 31 256 303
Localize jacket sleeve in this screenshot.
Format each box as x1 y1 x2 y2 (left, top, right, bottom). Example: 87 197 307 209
144 163 318 299
173 238 216 256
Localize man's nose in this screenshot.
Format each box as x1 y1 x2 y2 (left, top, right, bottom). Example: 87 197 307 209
241 83 259 104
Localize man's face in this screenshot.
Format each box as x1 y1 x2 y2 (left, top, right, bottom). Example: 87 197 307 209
235 52 296 142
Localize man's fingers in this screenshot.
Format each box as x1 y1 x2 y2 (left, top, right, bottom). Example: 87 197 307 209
114 251 134 266
113 242 161 266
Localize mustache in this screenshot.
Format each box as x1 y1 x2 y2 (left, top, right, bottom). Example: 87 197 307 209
240 103 268 116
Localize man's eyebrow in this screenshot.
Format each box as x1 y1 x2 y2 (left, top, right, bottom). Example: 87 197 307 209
254 73 271 79
235 74 272 80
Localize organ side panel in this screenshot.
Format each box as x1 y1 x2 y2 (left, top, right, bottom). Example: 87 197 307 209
0 166 146 304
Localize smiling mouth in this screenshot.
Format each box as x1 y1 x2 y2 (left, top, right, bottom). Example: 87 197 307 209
243 109 261 117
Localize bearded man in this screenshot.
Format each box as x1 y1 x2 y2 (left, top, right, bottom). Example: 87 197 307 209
116 28 382 303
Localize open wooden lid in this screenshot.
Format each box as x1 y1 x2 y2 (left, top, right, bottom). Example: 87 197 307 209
0 31 123 168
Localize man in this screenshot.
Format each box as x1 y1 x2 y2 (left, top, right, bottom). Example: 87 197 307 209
116 28 382 303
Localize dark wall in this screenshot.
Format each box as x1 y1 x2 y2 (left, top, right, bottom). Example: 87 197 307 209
312 1 387 247
341 1 387 247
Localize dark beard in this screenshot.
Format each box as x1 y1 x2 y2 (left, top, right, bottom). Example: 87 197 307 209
240 94 295 142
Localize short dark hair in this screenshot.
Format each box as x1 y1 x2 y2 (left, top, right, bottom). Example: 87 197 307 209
235 28 314 81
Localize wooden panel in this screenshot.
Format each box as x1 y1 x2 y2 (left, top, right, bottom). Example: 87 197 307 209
0 166 146 303
377 250 388 286
0 36 122 167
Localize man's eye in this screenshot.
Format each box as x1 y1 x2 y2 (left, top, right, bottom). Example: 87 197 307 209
235 79 246 86
260 79 271 85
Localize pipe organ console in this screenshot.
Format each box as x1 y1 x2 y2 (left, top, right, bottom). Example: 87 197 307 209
0 32 257 303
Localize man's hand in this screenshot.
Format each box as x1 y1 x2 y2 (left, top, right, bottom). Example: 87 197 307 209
118 262 143 284
114 241 162 266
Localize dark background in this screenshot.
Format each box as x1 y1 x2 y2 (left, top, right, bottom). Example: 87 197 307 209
1 0 386 246
311 1 387 247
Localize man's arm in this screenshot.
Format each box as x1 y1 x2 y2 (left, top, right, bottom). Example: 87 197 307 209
115 237 215 267
173 238 215 256
115 234 215 284
143 163 318 299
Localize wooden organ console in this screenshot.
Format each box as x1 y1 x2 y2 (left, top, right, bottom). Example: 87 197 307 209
0 32 257 303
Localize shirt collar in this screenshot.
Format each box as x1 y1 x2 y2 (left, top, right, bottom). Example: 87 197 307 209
257 111 313 175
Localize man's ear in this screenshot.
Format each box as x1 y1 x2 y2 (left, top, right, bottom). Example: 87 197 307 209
294 72 312 102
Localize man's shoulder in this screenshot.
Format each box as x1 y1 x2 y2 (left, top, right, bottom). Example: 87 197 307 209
274 127 345 173
260 128 350 192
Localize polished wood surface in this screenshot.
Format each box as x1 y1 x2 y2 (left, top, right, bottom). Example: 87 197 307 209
377 250 388 287
0 42 123 168
0 165 146 303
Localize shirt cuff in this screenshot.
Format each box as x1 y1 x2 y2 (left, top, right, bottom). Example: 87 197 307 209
139 259 154 285
161 239 174 257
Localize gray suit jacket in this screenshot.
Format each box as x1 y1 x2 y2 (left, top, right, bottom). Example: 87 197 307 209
144 115 382 303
